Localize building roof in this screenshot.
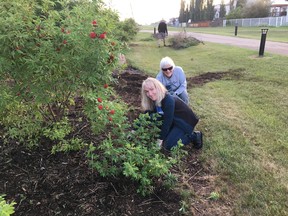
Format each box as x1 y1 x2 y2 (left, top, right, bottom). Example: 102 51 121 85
272 0 288 6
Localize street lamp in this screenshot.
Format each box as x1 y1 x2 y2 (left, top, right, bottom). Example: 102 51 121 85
259 29 269 57
234 22 238 36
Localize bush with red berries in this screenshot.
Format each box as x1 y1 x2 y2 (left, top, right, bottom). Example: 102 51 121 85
0 0 125 148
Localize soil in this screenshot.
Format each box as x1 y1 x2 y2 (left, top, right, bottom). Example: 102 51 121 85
0 66 241 216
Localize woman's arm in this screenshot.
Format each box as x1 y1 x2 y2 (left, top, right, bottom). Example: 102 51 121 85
159 95 175 140
174 67 187 96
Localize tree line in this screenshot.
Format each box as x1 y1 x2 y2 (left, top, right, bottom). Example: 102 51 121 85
178 0 272 23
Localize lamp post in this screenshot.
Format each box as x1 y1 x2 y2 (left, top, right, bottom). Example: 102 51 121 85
259 29 269 57
234 22 238 36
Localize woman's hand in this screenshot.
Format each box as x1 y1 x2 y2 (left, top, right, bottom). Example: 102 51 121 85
156 139 163 148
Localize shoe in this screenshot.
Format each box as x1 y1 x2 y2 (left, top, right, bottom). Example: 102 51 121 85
193 131 203 149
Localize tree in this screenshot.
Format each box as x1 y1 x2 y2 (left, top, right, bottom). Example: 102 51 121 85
220 0 227 18
226 6 243 19
180 0 216 23
242 0 271 18
179 0 186 23
189 0 196 22
236 0 246 8
186 6 191 22
194 0 203 21
206 0 215 21
229 0 235 11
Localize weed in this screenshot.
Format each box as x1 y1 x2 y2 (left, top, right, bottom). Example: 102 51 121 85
169 32 202 49
0 195 16 216
208 191 220 200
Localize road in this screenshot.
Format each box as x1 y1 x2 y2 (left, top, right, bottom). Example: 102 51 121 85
141 30 288 56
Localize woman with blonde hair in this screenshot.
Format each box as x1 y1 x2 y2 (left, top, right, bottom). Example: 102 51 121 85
141 77 202 150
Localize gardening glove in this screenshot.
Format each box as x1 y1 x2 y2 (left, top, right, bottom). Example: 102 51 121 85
127 130 136 140
156 139 163 148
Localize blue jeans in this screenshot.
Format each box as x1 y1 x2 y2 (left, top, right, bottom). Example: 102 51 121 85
163 126 196 150
178 91 189 105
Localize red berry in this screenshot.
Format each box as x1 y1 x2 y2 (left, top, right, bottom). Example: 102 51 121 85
98 105 103 110
90 32 97 39
92 20 97 26
104 84 108 88
97 97 102 103
99 33 106 39
108 117 112 121
110 110 115 115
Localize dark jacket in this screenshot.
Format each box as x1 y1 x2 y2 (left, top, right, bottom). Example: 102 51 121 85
158 21 168 34
155 94 199 140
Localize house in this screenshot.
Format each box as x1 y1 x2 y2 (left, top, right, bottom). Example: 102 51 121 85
214 0 288 19
270 0 288 16
213 0 238 19
212 0 288 27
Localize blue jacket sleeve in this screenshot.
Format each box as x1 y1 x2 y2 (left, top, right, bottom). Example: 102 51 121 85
174 67 187 96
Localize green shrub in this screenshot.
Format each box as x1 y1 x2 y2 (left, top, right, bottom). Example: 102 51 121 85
0 195 16 216
0 0 125 148
115 18 140 42
87 113 178 196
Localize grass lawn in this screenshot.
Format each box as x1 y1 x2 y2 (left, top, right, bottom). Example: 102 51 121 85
141 25 288 43
125 32 288 215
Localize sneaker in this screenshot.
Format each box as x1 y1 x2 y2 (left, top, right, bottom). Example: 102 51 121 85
193 131 203 149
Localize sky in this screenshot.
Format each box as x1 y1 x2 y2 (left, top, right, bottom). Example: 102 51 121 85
103 0 225 25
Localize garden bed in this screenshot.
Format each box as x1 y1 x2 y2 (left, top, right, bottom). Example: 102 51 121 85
0 67 235 215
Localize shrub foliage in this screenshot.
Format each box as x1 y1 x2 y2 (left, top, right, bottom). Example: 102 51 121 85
0 0 182 196
0 0 124 146
0 194 16 216
87 113 178 196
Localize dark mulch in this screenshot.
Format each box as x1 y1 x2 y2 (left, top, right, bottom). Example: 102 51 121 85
0 67 237 215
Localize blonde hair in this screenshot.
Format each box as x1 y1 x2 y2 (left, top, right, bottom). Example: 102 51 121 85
141 77 167 111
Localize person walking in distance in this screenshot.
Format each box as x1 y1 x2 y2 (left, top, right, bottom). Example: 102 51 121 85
157 19 168 47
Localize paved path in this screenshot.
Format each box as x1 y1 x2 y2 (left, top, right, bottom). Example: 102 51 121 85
141 30 288 56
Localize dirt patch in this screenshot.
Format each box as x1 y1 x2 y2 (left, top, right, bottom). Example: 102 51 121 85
188 68 245 87
0 67 235 216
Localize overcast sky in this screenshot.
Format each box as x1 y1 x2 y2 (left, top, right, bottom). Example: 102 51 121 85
103 0 229 25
